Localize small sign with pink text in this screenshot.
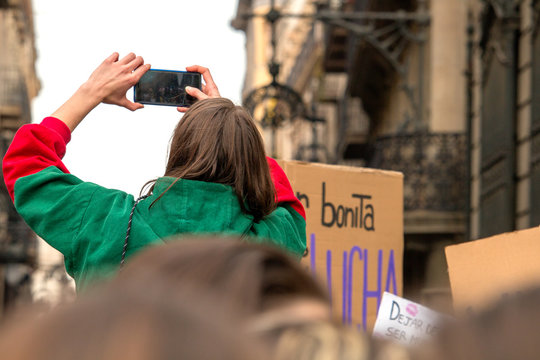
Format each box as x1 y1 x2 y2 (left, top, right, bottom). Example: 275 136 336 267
372 292 449 346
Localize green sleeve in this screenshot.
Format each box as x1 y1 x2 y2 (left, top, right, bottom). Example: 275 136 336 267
14 166 134 277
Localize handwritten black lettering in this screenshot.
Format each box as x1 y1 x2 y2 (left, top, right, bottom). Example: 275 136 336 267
390 301 401 320
389 301 423 330
321 182 375 230
386 327 407 341
409 334 421 345
296 192 310 209
426 324 439 336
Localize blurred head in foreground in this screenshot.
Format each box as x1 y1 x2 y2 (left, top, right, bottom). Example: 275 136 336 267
248 306 412 360
414 287 540 360
0 237 335 360
251 317 372 360
0 278 265 360
117 236 331 318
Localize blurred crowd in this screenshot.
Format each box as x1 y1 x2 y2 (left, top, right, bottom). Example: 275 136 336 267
0 235 538 360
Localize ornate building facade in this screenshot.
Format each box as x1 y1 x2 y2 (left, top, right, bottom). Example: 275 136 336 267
469 0 539 238
233 0 540 310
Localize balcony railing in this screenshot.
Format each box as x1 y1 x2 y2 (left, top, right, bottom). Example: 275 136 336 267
369 132 467 213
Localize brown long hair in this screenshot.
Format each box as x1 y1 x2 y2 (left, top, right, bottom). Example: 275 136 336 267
146 98 276 222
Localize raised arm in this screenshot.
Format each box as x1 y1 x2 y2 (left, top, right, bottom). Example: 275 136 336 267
4 52 149 198
2 53 150 269
52 52 150 132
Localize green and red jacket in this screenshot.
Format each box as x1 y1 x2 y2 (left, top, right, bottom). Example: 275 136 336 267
3 117 306 291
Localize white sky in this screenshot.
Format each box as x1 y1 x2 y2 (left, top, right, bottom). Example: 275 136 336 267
31 0 246 196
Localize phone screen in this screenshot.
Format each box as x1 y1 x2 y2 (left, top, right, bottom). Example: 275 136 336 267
133 69 202 107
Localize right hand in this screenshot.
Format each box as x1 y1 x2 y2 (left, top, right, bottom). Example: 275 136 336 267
85 52 151 111
177 65 221 113
51 52 150 132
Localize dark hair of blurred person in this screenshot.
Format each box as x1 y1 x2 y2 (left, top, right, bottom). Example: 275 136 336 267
116 236 330 316
413 287 540 360
0 276 266 360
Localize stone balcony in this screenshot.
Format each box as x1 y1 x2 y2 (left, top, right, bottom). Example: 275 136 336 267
369 132 467 234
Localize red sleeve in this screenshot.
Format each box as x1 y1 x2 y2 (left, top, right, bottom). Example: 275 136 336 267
266 157 306 219
3 117 71 202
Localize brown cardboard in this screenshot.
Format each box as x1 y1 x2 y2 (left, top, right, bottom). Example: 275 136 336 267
446 226 540 312
280 160 404 331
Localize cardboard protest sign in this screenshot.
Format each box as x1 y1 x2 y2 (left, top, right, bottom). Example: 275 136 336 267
373 292 447 346
280 161 404 331
446 226 540 311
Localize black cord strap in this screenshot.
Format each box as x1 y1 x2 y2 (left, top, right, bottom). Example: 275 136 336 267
120 195 149 268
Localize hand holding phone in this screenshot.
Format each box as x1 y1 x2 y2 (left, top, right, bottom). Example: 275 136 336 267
134 69 202 108
177 65 221 113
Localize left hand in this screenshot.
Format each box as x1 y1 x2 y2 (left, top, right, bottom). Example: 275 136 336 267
176 65 220 113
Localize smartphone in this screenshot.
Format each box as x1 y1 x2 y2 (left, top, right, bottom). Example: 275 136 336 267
133 69 202 107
